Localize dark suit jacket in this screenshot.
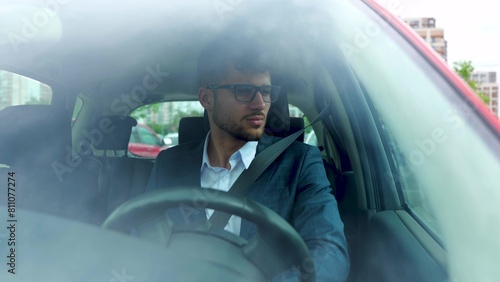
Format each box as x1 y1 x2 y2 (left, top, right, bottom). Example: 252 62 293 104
147 134 349 281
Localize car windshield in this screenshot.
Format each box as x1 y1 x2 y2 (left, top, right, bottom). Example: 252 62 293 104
1 0 500 281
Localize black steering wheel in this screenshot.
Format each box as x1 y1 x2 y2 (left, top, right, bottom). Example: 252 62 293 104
102 187 315 282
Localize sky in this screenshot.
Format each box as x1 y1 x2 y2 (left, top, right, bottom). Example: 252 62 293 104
375 0 500 75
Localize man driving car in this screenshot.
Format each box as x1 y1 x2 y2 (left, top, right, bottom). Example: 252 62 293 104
147 35 350 281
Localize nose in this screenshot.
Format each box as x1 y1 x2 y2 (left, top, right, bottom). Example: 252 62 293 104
249 91 266 109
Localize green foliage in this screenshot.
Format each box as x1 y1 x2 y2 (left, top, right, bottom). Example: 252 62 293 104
24 95 51 105
303 115 313 135
131 103 160 120
24 97 42 105
476 92 490 104
131 102 203 136
453 60 474 83
453 60 490 104
170 109 204 133
147 123 165 135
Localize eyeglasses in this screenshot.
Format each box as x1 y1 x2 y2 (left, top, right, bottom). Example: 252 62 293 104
207 84 281 103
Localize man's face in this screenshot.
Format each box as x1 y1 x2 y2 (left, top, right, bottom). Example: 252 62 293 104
203 65 272 141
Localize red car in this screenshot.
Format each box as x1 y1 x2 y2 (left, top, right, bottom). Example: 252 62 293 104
128 123 168 158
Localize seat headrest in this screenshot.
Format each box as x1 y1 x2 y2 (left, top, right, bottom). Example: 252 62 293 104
264 75 290 137
289 117 305 142
0 105 71 167
178 116 208 145
90 116 137 150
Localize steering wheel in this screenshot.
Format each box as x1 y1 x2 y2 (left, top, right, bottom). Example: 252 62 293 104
102 187 315 282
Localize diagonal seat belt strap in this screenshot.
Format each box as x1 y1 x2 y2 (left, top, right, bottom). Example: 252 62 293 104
209 104 331 229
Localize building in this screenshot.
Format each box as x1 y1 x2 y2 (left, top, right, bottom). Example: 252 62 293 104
0 70 52 111
472 71 496 84
471 71 498 118
403 17 447 61
478 83 498 118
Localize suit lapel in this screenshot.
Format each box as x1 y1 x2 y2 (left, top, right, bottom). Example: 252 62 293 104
165 140 204 188
184 141 204 187
164 141 206 224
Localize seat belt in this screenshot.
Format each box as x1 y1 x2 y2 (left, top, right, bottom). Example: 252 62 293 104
209 104 331 229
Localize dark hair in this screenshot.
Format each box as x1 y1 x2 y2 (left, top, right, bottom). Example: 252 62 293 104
197 34 274 87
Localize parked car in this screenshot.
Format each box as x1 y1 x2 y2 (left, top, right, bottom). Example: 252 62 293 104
0 0 499 281
163 132 179 147
128 123 168 158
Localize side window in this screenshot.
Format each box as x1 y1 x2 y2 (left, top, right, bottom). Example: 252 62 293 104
128 102 316 157
289 104 318 146
0 70 52 111
72 97 83 127
129 101 204 156
376 111 441 237
131 102 204 135
137 126 162 146
130 127 140 143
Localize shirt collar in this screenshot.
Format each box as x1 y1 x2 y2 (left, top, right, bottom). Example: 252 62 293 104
201 132 258 171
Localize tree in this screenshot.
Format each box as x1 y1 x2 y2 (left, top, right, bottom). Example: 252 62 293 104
453 60 490 104
131 103 160 120
170 108 204 132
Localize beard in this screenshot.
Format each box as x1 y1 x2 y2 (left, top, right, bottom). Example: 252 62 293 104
212 103 266 141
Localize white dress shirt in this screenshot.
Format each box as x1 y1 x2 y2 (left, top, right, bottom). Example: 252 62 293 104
200 132 258 235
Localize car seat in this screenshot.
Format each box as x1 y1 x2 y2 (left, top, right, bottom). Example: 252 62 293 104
0 105 104 224
87 115 155 215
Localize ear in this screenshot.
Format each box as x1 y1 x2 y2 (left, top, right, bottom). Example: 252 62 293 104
198 87 213 110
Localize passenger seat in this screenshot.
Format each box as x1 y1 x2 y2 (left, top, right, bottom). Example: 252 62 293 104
0 105 104 224
88 115 155 215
